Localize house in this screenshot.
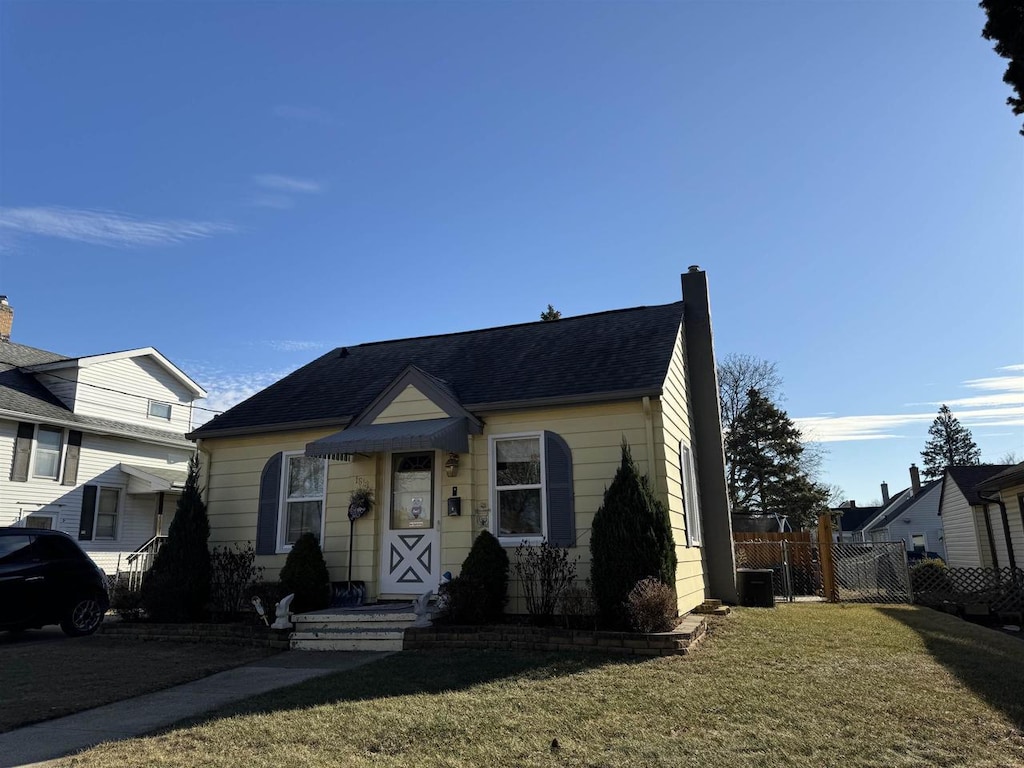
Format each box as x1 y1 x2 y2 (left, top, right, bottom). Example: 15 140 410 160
0 297 207 573
939 463 1020 570
189 267 737 613
832 500 883 543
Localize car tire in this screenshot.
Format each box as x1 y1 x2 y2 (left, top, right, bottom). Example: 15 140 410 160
60 596 105 637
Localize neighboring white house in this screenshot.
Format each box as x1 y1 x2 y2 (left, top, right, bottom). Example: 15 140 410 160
0 297 207 573
939 464 1017 570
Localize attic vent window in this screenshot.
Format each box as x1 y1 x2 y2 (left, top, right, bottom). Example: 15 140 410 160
148 401 172 420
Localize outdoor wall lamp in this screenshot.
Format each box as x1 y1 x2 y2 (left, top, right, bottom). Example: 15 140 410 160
445 452 460 477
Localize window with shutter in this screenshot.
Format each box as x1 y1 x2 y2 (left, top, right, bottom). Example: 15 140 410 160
680 442 703 547
255 453 283 555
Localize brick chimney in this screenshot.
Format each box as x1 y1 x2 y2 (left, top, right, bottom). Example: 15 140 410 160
909 464 921 496
0 297 12 341
881 482 890 505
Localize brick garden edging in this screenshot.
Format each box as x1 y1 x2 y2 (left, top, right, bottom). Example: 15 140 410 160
99 621 291 650
404 615 707 657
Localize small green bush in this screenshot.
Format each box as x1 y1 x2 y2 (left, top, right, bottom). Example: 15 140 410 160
626 577 678 633
460 530 509 622
279 533 331 614
108 574 145 621
910 558 950 597
438 576 488 625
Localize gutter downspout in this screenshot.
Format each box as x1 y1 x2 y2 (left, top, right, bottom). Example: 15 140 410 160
978 490 1016 573
979 502 1000 570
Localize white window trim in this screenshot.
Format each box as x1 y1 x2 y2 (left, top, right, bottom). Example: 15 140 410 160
489 432 547 546
31 425 64 481
148 400 173 420
681 441 703 547
92 485 124 541
276 450 328 554
22 512 56 530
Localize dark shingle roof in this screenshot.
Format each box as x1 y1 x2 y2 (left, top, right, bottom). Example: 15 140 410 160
945 465 1014 506
193 302 685 437
975 461 1024 492
834 506 881 532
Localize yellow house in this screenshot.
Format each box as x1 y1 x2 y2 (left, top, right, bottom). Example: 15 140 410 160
189 267 737 616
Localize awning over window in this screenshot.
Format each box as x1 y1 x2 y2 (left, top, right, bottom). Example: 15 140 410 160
119 463 188 493
305 417 471 459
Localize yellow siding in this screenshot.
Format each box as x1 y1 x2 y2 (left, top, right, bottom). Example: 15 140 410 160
653 324 707 615
372 385 449 424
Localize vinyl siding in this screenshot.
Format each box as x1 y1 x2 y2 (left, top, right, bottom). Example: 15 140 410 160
35 370 78 409
74 356 196 433
999 483 1024 565
0 417 192 573
940 481 984 568
372 386 449 424
652 324 706 615
877 483 945 560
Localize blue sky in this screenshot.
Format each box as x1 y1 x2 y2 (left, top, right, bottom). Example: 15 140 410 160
1 1 1021 505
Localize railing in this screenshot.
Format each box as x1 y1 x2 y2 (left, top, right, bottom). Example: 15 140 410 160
123 534 167 591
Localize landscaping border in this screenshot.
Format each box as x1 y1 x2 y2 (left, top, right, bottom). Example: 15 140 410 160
99 621 291 650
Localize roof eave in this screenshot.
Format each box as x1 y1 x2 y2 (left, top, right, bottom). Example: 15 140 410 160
189 416 353 441
0 408 194 448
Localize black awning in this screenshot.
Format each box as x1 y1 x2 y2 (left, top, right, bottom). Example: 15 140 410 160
305 417 470 459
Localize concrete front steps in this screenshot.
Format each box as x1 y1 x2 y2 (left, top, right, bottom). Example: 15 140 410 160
290 603 425 651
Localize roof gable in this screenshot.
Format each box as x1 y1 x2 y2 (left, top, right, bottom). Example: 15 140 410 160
25 347 206 398
870 480 942 530
943 465 1013 507
354 365 482 429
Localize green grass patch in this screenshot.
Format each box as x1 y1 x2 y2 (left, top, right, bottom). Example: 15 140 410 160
60 605 1024 767
0 632 276 732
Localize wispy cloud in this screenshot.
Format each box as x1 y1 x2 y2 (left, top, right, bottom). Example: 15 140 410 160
273 105 337 125
251 195 295 210
190 365 299 427
252 174 323 194
795 365 1024 443
0 207 232 248
265 340 325 352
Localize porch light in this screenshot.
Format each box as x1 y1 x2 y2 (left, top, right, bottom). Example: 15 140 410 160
445 452 460 477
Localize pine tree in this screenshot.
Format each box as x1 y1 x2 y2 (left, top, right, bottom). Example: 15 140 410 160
590 440 677 629
141 454 211 622
540 304 561 321
726 388 827 529
920 404 981 478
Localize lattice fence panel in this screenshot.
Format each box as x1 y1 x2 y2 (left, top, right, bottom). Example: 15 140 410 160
911 566 1024 614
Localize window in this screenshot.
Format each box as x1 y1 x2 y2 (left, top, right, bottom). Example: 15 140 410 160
24 515 54 530
911 534 927 555
94 488 120 539
148 401 172 420
492 434 545 540
680 442 703 547
279 453 326 549
33 427 63 480
390 452 434 530
0 535 34 565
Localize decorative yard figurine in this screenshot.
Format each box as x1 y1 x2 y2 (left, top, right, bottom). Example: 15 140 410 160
271 593 295 629
251 596 268 626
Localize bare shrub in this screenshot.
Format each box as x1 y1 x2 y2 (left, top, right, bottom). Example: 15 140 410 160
626 577 677 633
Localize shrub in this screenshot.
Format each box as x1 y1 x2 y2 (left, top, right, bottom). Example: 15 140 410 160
108 574 145 621
141 455 212 622
460 530 509 622
514 539 578 626
210 542 264 619
438 576 488 625
910 557 950 598
559 580 597 629
279 533 331 614
590 440 677 629
626 577 678 633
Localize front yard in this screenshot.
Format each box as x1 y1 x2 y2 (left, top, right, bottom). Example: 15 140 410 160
57 604 1024 767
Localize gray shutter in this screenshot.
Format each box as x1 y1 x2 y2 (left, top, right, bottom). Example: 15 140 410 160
62 430 83 486
544 431 575 547
256 452 283 555
11 422 34 482
79 485 97 540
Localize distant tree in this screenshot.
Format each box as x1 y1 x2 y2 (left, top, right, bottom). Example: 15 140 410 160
726 388 828 529
920 405 982 478
997 450 1019 465
980 0 1024 135
540 304 561 321
717 354 783 434
141 455 211 622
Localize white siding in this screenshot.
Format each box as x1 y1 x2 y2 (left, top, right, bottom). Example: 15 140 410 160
35 369 78 409
877 483 945 560
998 483 1024 566
940 481 985 568
0 417 192 573
74 356 196 434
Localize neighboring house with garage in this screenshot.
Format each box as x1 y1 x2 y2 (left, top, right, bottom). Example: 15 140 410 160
189 267 737 614
938 464 1017 570
0 297 207 573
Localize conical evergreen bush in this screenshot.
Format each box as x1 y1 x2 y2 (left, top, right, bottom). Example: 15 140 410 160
460 530 509 622
141 454 211 622
279 532 331 613
590 440 677 629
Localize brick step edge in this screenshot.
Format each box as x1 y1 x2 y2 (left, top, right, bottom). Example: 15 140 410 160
99 622 291 649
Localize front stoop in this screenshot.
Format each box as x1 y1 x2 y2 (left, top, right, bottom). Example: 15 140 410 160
290 605 428 651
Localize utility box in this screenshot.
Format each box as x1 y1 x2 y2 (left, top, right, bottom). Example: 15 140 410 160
736 568 776 608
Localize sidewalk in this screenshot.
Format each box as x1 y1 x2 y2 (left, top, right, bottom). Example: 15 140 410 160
0 650 390 768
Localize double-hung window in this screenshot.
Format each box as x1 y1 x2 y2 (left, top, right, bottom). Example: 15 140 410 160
279 453 326 549
680 442 703 547
33 427 63 480
94 487 121 539
492 434 545 541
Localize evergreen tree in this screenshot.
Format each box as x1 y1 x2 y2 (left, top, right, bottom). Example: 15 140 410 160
141 454 211 622
279 532 331 613
726 388 827 529
590 440 677 629
980 0 1024 136
460 530 509 622
540 304 561 321
921 404 981 479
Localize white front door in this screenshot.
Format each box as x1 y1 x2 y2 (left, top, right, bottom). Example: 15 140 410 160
380 451 441 595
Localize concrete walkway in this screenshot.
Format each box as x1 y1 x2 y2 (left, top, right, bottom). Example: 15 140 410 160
0 650 390 768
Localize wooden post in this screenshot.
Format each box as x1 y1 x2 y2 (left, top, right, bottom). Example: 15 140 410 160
817 512 838 602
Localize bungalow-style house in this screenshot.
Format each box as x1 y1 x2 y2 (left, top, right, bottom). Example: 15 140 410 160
0 297 207 573
939 463 1020 570
189 268 737 614
833 500 884 543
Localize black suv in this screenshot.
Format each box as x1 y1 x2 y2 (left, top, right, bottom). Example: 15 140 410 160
0 528 109 636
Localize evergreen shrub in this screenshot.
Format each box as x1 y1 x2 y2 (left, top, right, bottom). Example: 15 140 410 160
279 532 331 614
460 530 509 622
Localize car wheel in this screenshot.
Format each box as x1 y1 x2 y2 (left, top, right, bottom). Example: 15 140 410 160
60 596 105 637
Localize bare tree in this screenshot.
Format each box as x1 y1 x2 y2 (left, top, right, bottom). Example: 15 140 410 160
997 451 1019 465
717 354 783 434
